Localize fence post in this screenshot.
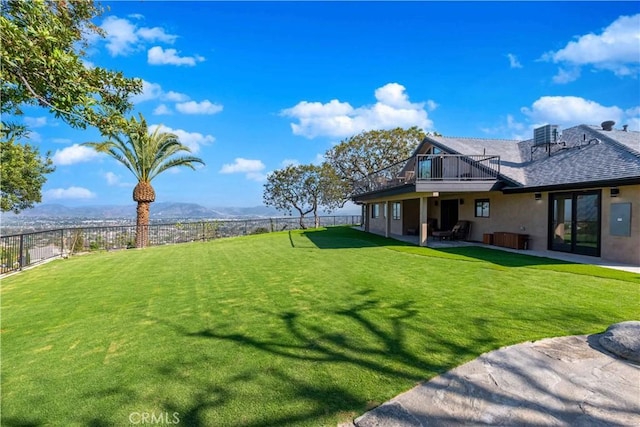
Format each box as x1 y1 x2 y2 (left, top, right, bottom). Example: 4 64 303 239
202 222 205 241
60 229 64 255
18 234 24 270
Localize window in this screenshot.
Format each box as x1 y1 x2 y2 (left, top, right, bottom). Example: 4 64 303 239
392 202 401 220
371 204 380 218
475 199 490 217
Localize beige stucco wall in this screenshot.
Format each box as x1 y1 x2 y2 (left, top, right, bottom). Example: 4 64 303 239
368 202 386 234
363 184 639 265
601 184 640 265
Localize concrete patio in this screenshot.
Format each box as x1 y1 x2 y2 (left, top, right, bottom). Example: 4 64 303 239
358 228 640 274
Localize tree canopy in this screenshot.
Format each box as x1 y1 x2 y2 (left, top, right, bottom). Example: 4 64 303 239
0 125 55 213
0 0 142 134
83 114 205 247
0 0 142 213
323 126 428 202
263 164 336 229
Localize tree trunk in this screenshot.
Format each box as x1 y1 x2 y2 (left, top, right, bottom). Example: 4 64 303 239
299 213 306 229
136 201 151 248
314 213 320 228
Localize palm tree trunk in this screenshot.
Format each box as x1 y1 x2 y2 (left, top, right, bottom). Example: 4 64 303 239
136 201 151 248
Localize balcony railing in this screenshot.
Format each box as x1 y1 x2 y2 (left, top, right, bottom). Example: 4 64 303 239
353 154 500 196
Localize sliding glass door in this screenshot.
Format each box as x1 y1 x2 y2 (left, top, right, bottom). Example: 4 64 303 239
549 191 601 257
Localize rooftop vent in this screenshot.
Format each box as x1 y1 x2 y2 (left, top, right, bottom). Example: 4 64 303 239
601 120 615 131
533 124 559 145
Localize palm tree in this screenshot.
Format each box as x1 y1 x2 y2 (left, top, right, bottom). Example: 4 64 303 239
84 114 204 248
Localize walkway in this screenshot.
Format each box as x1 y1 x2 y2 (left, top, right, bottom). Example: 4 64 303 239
360 229 640 274
349 330 640 426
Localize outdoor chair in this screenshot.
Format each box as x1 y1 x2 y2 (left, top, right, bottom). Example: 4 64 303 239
432 220 470 241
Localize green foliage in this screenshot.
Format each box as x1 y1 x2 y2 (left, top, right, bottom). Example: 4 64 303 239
324 127 429 201
0 125 55 212
0 0 141 134
70 230 84 253
1 227 637 426
250 227 270 235
84 113 205 247
263 164 325 228
83 114 205 184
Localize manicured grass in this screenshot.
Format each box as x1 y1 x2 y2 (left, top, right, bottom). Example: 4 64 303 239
1 227 638 426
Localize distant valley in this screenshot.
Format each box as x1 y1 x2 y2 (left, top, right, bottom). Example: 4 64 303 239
4 202 283 220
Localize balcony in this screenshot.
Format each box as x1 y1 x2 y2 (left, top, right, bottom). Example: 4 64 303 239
353 154 501 197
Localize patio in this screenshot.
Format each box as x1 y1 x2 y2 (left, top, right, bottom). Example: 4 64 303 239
358 227 640 274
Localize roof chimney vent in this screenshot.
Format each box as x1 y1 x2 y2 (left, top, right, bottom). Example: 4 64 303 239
622 124 628 132
601 120 615 131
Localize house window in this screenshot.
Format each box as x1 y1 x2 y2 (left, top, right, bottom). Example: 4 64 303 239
475 199 490 217
392 202 401 220
371 204 380 218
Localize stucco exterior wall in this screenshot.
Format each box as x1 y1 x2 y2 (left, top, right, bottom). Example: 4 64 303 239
368 202 386 234
362 184 638 265
601 184 640 265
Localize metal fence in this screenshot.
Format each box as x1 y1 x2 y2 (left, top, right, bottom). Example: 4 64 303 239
0 215 362 275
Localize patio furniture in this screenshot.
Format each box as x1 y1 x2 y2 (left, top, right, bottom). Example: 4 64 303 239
432 220 470 241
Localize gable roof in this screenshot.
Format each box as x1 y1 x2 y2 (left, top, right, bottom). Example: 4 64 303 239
419 124 640 190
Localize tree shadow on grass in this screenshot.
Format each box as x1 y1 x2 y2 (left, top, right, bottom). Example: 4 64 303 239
294 227 397 250
141 289 624 427
148 291 510 425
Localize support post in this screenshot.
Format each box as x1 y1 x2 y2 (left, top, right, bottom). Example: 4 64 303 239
419 197 429 247
364 204 370 232
385 201 391 238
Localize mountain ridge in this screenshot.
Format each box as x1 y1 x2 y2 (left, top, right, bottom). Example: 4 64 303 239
4 202 284 219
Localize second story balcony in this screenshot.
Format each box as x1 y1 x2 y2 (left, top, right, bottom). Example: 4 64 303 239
353 154 501 197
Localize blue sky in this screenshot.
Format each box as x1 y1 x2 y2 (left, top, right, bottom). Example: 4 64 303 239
18 1 640 208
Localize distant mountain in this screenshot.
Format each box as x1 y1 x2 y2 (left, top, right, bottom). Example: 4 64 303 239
5 202 283 220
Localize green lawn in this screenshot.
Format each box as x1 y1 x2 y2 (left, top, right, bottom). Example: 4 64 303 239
1 227 638 426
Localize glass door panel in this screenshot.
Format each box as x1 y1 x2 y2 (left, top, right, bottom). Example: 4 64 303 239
551 195 572 252
575 193 600 256
549 191 600 256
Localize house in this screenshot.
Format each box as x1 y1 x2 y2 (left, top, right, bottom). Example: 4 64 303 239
352 122 640 266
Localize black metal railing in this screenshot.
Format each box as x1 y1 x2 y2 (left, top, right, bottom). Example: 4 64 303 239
416 154 500 181
0 215 362 275
353 154 500 196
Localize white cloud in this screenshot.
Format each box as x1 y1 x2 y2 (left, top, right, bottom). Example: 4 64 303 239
153 104 172 115
148 46 205 66
552 67 581 84
24 116 48 128
131 80 189 104
164 91 190 102
100 16 178 56
148 125 214 154
45 187 96 200
104 172 131 187
521 96 624 127
137 28 177 44
507 53 522 69
104 172 119 185
220 158 265 174
220 158 267 182
175 100 223 115
542 14 640 81
52 144 102 166
281 83 434 139
51 138 72 144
